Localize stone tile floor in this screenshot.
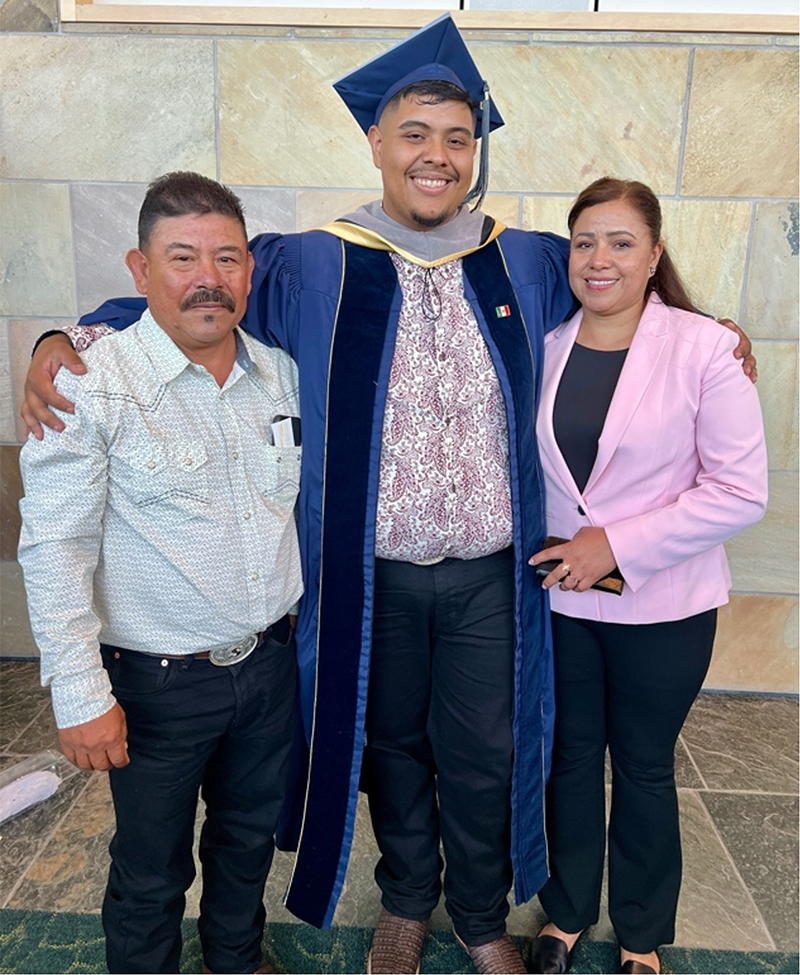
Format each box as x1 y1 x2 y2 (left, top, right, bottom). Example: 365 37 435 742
1 659 797 957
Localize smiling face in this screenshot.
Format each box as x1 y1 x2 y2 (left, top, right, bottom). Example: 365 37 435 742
569 200 663 326
125 212 254 360
368 94 477 231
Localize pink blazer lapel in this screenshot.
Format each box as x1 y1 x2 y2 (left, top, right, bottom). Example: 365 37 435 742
540 309 583 500
584 295 671 493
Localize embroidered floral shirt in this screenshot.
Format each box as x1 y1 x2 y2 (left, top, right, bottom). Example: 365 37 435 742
374 255 513 562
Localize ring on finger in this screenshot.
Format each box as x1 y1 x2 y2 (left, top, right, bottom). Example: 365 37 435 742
560 563 571 576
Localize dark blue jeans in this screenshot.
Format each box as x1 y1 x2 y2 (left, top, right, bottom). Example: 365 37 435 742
100 623 296 974
363 549 516 947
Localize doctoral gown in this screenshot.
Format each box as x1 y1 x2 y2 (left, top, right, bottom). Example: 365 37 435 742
78 214 575 929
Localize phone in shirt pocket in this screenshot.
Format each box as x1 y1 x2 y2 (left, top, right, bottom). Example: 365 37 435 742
271 415 301 448
261 416 301 508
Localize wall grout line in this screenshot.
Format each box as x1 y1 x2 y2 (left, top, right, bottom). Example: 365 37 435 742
739 198 759 326
213 37 221 183
2 176 798 207
675 46 694 198
66 184 80 323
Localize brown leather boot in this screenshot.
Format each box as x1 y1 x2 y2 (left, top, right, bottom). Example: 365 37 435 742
455 931 527 974
367 908 428 974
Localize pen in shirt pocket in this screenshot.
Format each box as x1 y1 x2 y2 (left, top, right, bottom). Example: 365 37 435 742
271 415 301 447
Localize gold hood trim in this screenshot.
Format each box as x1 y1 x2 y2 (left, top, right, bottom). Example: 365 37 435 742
316 218 507 268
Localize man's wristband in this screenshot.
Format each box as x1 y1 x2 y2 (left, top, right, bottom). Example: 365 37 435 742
32 329 73 356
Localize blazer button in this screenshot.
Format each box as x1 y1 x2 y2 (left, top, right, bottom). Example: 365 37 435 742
577 504 586 516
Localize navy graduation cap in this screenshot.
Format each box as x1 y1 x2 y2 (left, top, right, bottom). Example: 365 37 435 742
333 13 504 208
333 13 504 137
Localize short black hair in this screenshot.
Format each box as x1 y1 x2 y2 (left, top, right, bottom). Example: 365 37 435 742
382 79 478 127
138 171 246 250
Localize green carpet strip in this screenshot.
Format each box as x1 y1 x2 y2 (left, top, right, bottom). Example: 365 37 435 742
0 909 796 974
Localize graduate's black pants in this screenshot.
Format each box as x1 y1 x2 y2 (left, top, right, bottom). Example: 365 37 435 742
99 622 296 974
538 609 716 953
362 549 515 947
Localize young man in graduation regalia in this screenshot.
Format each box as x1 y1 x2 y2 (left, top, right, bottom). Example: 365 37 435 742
22 15 755 975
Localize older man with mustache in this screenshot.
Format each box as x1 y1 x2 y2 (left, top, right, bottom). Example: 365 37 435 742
18 171 302 975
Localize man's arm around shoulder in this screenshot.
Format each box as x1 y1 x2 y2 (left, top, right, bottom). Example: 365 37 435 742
517 229 578 333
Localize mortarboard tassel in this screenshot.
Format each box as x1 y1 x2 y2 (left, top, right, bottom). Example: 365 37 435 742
464 83 491 212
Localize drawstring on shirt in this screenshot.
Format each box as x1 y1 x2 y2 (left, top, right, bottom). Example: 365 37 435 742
422 267 442 322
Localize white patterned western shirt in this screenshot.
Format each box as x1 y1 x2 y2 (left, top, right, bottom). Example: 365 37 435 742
18 310 302 729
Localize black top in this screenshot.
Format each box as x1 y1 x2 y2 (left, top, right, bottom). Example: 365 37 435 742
553 343 628 494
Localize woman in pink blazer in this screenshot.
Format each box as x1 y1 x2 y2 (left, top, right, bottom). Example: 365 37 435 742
527 178 767 975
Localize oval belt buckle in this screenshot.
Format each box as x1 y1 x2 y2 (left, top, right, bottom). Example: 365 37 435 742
209 633 258 667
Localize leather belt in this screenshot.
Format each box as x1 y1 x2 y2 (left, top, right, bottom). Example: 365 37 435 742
169 614 291 667
190 632 261 667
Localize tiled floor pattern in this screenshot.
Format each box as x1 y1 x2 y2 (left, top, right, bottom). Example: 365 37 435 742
1 660 797 960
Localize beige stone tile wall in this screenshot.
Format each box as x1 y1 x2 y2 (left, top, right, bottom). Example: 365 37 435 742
483 45 690 196
296 190 383 231
682 49 799 199
0 183 76 317
751 342 799 471
0 17 796 690
707 594 798 692
659 199 752 318
218 38 386 187
0 0 56 32
0 35 217 182
744 202 799 339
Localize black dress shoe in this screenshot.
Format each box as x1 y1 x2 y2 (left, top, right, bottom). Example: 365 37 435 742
620 959 658 974
528 934 574 974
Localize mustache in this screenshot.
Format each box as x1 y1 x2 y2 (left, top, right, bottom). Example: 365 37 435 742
180 289 236 313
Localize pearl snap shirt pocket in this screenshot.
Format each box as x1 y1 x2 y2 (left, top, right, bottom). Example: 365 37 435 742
261 445 302 509
112 438 211 521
